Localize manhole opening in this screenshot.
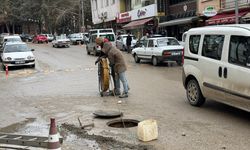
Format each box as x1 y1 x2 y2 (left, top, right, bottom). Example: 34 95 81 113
107 119 139 128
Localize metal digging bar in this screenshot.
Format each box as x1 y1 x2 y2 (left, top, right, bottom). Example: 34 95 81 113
0 132 63 148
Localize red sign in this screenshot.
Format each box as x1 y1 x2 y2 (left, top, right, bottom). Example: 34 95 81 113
117 12 131 23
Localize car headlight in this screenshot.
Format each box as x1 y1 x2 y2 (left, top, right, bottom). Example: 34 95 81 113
27 56 34 60
5 57 12 61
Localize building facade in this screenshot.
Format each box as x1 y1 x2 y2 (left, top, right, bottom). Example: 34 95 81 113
116 0 159 38
91 0 121 28
159 0 198 40
205 0 250 25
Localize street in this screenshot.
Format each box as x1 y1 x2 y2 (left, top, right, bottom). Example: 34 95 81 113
0 43 249 150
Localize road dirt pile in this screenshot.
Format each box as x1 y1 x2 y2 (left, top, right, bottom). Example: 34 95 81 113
61 123 154 150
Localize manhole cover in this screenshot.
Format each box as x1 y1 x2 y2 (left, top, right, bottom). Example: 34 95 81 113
107 119 139 128
93 110 122 118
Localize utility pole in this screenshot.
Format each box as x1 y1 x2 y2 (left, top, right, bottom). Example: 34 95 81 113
80 0 85 32
235 0 239 24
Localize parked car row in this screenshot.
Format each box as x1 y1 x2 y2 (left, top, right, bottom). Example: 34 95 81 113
68 32 89 45
52 35 70 48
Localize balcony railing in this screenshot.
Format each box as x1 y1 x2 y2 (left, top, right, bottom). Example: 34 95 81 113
221 0 250 10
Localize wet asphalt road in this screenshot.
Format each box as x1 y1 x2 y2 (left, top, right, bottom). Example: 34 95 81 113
0 43 249 150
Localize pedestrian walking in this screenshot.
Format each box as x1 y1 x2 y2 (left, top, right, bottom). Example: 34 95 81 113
95 37 130 98
126 32 132 53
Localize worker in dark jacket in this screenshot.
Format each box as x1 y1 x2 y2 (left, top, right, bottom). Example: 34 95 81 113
126 32 132 53
95 37 129 98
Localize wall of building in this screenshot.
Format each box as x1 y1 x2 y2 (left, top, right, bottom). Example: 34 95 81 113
91 0 120 25
169 0 197 17
197 0 220 16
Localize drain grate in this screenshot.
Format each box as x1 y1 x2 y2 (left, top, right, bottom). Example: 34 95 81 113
107 119 139 128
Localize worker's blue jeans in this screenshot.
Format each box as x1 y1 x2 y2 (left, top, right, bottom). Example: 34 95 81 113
115 71 129 94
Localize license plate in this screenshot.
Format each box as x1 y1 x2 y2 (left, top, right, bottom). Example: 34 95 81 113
171 52 181 56
15 61 25 64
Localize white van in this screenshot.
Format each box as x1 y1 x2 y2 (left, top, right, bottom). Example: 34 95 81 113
86 32 116 56
89 28 114 35
182 24 250 112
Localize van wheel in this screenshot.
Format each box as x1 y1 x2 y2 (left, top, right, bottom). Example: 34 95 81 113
134 54 140 63
152 56 158 66
186 79 205 106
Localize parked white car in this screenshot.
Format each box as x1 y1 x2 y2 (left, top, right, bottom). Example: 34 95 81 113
1 42 35 69
0 35 22 48
183 24 250 112
132 37 184 66
52 35 70 48
116 34 137 51
68 33 84 45
41 34 54 42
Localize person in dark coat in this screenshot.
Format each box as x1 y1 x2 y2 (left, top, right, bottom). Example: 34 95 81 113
95 37 129 98
126 32 132 53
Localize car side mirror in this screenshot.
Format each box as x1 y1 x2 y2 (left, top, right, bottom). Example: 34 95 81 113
31 49 35 51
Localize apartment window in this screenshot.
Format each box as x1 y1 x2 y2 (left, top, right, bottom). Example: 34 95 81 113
202 35 224 60
106 0 109 6
111 0 115 4
229 36 250 68
221 0 249 9
157 0 166 13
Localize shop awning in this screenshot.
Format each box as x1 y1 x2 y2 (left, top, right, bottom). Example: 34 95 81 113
123 18 153 30
206 11 248 25
242 12 250 21
159 16 198 27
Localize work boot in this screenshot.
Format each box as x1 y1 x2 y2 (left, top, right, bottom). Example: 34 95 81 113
119 93 128 98
109 90 120 96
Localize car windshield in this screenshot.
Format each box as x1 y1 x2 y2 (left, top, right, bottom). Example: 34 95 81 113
157 38 180 47
100 34 115 41
5 38 22 42
4 44 30 53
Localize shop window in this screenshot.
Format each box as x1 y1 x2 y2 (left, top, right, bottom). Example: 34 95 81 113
202 35 224 60
189 35 200 54
229 36 250 68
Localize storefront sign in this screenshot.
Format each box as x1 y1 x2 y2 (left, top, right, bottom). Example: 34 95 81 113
203 6 217 17
117 12 131 23
130 4 157 21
